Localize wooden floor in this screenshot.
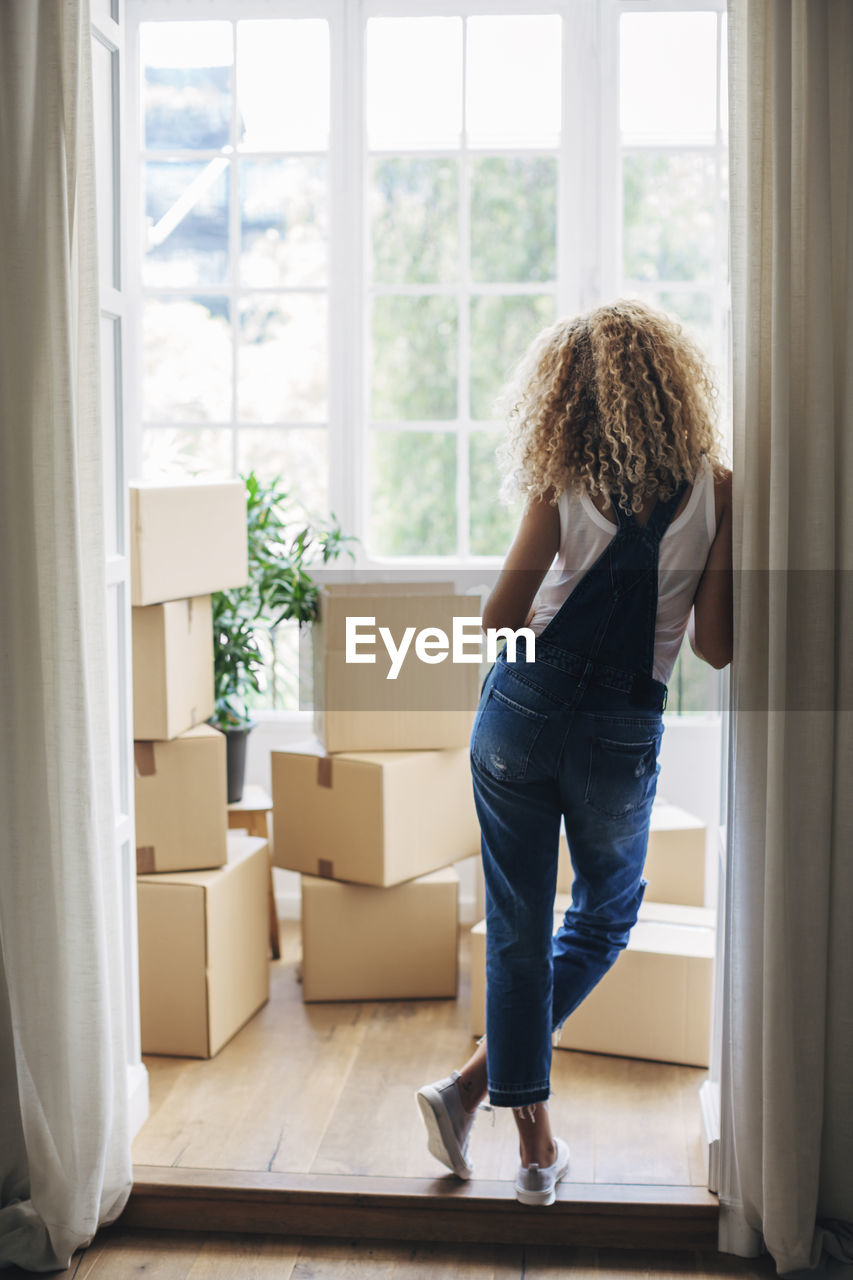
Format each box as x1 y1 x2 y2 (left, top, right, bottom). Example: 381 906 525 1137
4 927 769 1276
132 923 709 1187
5 1228 783 1279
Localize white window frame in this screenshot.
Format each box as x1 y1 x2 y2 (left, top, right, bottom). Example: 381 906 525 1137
125 0 342 513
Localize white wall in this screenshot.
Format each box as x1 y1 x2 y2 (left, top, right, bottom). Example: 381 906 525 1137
657 715 723 909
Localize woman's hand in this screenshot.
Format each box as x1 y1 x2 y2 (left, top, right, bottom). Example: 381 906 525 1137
688 469 733 668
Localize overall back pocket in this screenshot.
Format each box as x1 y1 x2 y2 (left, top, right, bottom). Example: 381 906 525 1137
584 734 660 819
471 686 549 782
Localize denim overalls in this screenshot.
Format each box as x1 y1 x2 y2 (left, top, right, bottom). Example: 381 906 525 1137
469 478 690 1108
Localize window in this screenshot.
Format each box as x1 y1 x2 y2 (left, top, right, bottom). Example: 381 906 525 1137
136 13 331 513
127 0 729 713
365 14 560 558
615 5 730 714
616 6 730 422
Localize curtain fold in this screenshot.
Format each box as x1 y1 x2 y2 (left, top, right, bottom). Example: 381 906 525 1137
0 0 133 1270
722 1 853 1274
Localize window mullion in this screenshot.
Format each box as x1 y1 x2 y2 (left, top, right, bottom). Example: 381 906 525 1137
600 0 621 303
559 0 594 316
457 16 470 560
229 18 239 474
347 0 367 557
712 8 726 376
125 11 143 479
324 0 360 548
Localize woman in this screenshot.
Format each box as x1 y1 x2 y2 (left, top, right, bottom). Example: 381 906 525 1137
416 299 733 1206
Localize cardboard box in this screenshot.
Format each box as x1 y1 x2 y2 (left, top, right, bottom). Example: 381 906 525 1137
471 901 714 1066
301 868 459 1001
552 891 715 930
129 480 249 606
556 800 707 905
137 833 270 1057
132 595 214 740
134 724 227 874
553 916 714 1067
272 739 480 887
312 582 482 752
641 802 707 906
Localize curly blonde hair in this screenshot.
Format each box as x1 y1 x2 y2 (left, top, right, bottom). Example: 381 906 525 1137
496 298 727 517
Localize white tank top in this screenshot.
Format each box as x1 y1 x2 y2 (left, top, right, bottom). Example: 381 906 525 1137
527 454 717 684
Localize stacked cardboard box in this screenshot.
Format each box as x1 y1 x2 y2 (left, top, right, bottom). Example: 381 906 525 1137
130 480 270 1057
273 582 483 1002
556 801 706 905
470 796 716 1068
137 834 271 1057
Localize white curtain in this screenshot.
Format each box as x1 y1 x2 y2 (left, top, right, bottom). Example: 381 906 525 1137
0 0 133 1270
722 1 853 1275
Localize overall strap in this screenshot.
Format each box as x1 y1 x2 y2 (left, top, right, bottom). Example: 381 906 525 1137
609 478 691 541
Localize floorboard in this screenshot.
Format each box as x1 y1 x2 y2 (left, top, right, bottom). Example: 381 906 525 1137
133 924 712 1188
1 1229 783 1280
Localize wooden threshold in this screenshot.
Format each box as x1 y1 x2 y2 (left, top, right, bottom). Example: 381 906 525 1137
126 1165 719 1250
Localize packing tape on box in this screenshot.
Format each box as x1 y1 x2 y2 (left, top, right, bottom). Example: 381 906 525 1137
137 846 155 874
134 742 156 777
316 757 333 788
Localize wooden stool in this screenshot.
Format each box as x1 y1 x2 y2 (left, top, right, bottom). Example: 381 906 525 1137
227 784 280 961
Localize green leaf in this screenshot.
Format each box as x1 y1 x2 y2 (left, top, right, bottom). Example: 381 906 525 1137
212 472 360 719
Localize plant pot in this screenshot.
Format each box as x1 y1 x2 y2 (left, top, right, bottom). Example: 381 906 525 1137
223 722 255 805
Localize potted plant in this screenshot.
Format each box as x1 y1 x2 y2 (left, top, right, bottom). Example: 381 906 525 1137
209 471 356 803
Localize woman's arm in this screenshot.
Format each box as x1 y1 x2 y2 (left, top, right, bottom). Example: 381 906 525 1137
688 469 733 668
481 492 561 633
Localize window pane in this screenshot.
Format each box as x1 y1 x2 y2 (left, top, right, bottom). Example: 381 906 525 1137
370 157 458 285
106 585 124 815
658 290 714 361
623 153 715 282
144 159 229 287
237 428 328 520
246 622 301 713
236 20 329 152
470 156 557 284
719 158 730 282
141 21 232 151
238 295 327 423
142 426 233 478
100 316 120 557
143 296 231 422
92 40 117 288
469 430 521 557
671 640 721 714
620 12 717 144
240 158 327 288
369 431 456 556
367 18 463 150
720 13 729 137
371 296 458 421
470 294 555 421
466 16 561 149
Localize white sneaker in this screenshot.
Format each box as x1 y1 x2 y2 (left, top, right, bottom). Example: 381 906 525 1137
415 1070 478 1179
514 1136 571 1206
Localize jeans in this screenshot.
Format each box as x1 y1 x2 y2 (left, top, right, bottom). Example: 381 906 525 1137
470 652 664 1108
